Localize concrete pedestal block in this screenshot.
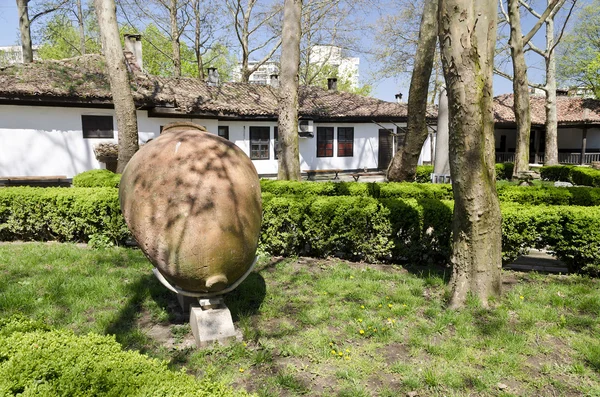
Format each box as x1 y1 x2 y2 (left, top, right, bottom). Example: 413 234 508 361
190 298 242 347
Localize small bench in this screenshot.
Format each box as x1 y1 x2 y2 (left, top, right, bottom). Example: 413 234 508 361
303 169 343 181
0 175 71 187
350 172 385 181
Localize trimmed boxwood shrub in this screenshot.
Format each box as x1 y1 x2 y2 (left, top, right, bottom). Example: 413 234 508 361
495 163 514 180
1 186 600 275
540 165 600 187
73 169 122 188
496 185 600 206
540 165 576 182
415 165 434 183
302 196 393 262
0 187 129 244
0 316 250 397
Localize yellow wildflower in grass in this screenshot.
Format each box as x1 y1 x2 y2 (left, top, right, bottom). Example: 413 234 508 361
239 368 245 373
520 296 524 300
338 352 343 356
346 348 350 352
388 304 393 308
360 305 365 309
350 276 355 279
378 304 382 308
331 350 336 355
359 329 365 335
329 342 333 347
403 304 407 307
374 328 377 332
345 356 350 361
358 318 363 323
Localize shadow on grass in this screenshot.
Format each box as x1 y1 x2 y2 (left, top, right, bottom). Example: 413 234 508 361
104 272 180 351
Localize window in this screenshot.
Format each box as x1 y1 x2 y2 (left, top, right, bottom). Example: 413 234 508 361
317 127 334 157
274 126 279 159
82 115 113 138
337 127 354 157
218 126 229 140
250 126 270 160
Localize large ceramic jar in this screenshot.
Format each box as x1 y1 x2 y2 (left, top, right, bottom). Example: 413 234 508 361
119 122 262 293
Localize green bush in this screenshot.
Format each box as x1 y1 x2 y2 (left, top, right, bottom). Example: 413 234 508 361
496 185 600 206
495 163 514 180
571 167 600 187
0 187 129 244
302 196 393 262
73 169 122 188
415 165 434 183
379 183 453 200
0 316 250 397
540 165 576 182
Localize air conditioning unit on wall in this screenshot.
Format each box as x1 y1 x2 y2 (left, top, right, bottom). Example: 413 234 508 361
298 119 314 138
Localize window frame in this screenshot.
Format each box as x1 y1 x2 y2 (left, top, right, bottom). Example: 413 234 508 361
218 126 230 140
317 127 334 158
273 126 279 160
249 126 270 160
82 115 114 139
337 127 354 157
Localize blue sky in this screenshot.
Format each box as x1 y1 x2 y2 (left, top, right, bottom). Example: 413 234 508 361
0 1 574 102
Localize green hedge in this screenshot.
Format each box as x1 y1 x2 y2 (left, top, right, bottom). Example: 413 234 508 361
0 187 129 244
1 187 599 275
540 165 600 187
261 180 600 206
495 163 514 180
0 316 250 397
415 165 434 183
73 169 122 188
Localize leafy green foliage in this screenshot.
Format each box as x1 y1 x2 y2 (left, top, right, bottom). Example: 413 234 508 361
0 316 250 397
415 165 434 183
540 165 600 187
557 0 600 97
72 169 122 188
0 187 128 244
495 162 514 180
37 14 101 60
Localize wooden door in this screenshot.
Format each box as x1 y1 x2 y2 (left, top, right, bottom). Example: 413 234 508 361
378 129 393 170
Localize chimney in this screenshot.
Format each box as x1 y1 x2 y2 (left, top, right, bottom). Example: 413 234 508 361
269 74 279 88
395 93 403 103
327 77 338 91
123 34 143 71
207 67 219 86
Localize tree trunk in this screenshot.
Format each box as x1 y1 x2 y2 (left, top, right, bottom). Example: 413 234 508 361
438 0 502 309
193 0 204 80
544 10 558 165
277 0 302 180
94 0 139 173
77 0 86 55
170 0 181 77
387 0 438 181
508 0 531 179
16 0 34 63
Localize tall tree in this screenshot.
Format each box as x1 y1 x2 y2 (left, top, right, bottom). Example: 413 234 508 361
498 0 561 178
521 0 576 165
226 0 283 82
439 0 502 308
277 0 302 180
557 0 600 98
95 0 139 172
386 0 437 182
16 0 68 62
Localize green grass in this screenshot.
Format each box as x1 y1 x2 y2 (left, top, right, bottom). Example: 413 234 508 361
1 243 600 396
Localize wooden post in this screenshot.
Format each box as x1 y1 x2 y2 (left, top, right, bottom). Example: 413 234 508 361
581 127 588 165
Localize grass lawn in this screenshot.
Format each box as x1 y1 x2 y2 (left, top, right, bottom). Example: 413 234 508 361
1 243 599 396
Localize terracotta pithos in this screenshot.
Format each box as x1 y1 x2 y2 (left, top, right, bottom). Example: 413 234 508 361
119 122 262 293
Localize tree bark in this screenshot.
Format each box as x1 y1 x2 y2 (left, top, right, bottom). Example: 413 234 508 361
544 8 559 165
439 0 502 309
16 0 34 63
387 0 438 182
77 0 86 55
277 0 302 180
170 0 181 77
508 0 531 178
94 0 139 173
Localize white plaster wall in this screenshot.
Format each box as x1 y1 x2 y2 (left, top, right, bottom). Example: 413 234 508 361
0 103 406 177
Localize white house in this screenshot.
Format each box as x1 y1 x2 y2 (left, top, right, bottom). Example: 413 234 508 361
0 54 435 179
493 94 600 165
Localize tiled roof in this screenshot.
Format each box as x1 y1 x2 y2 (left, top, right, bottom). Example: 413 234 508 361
494 93 600 125
0 54 421 120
